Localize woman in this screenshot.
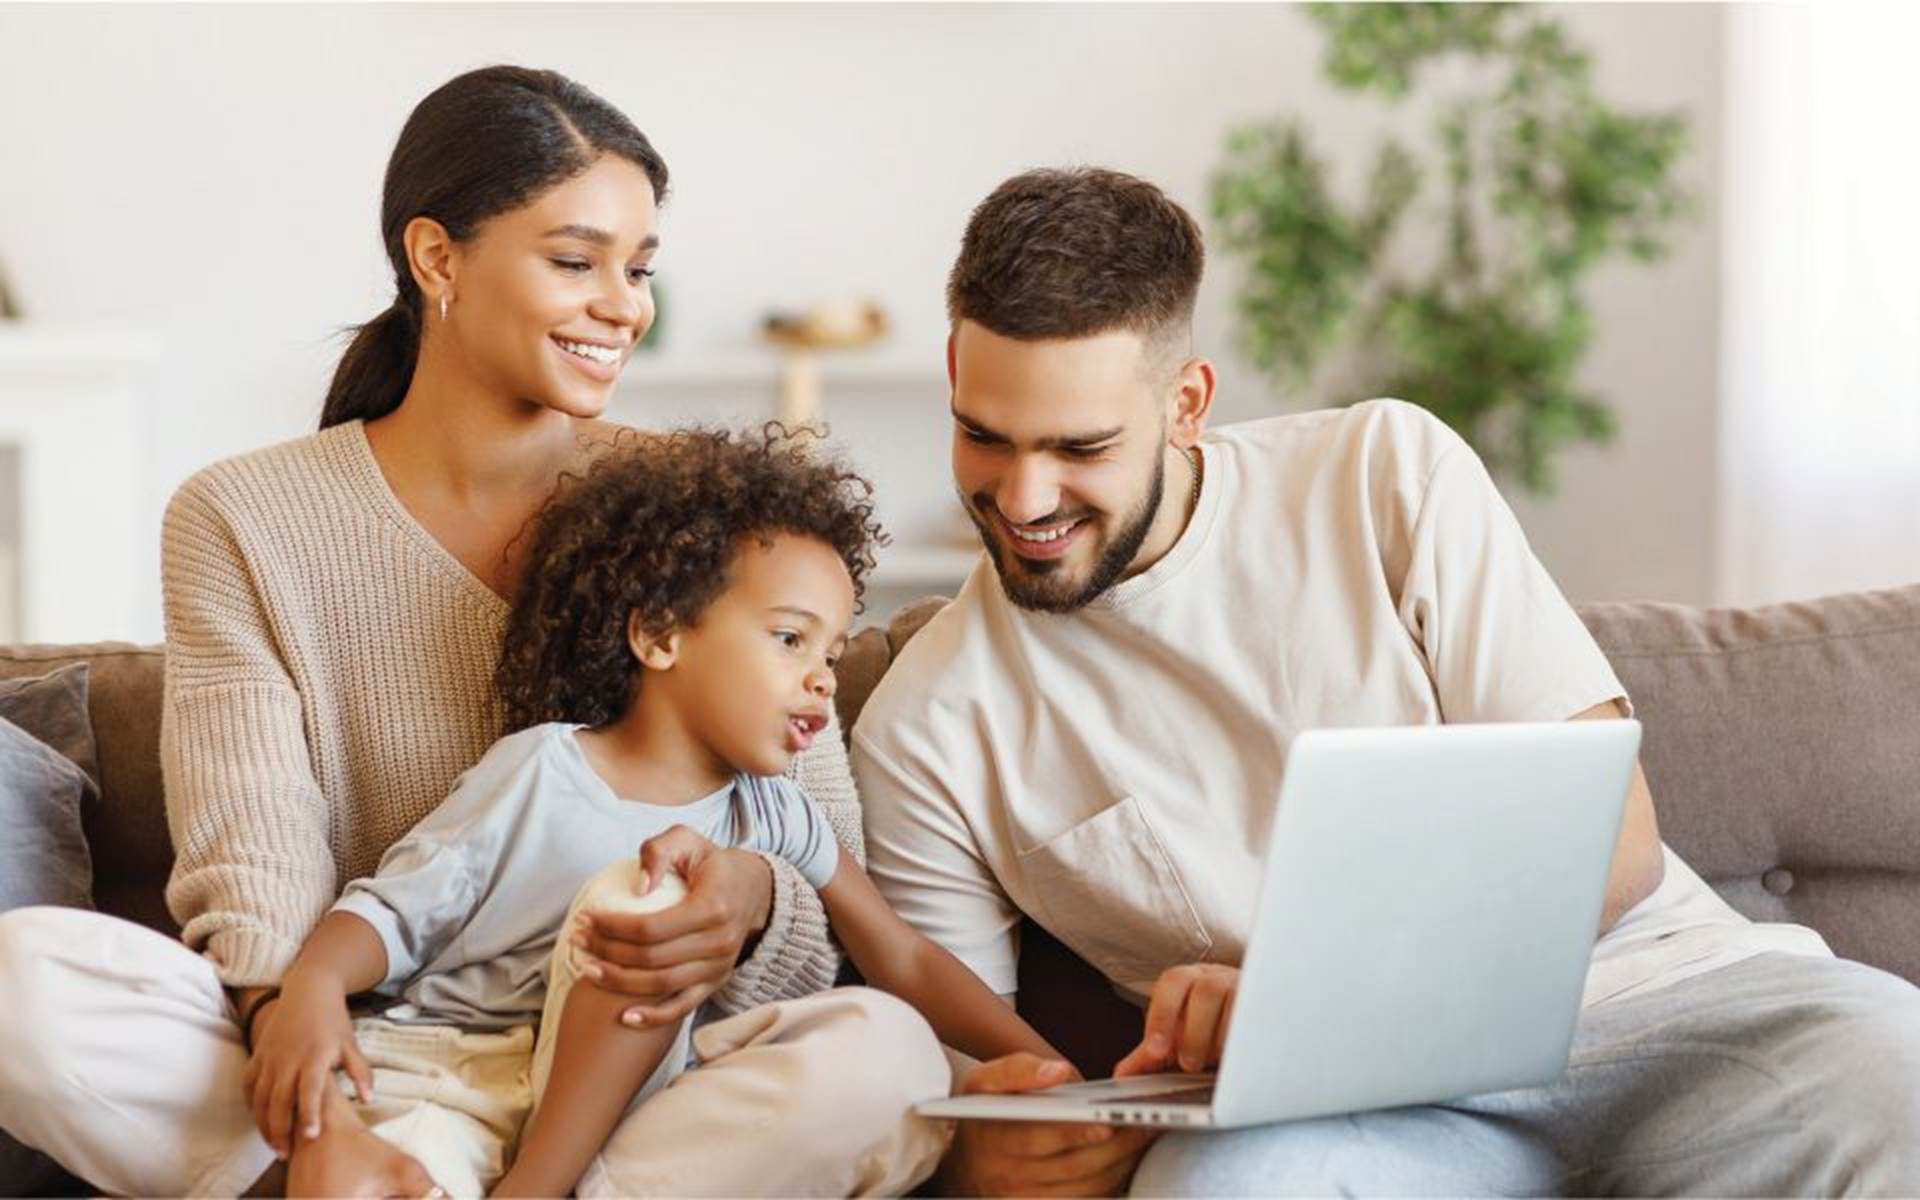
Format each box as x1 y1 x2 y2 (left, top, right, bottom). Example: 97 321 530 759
0 65 948 1198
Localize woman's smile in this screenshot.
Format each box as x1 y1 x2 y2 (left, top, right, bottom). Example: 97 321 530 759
551 334 626 382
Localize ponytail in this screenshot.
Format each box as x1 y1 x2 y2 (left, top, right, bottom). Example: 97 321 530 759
320 300 419 429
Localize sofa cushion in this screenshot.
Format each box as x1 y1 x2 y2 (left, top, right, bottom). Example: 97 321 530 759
0 664 97 912
0 665 99 1194
835 596 949 734
0 662 101 793
0 644 170 935
1580 584 1920 985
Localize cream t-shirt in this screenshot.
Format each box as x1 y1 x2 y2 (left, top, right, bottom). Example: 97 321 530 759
853 401 1829 1012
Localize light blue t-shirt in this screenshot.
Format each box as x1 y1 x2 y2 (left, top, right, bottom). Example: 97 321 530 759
332 721 839 1028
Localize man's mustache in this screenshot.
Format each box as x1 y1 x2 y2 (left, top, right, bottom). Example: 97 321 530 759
967 495 1098 529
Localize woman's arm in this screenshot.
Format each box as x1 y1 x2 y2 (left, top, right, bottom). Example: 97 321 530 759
708 709 864 1013
161 473 336 987
821 849 1060 1064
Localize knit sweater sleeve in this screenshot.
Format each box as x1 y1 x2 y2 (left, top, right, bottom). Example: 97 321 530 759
710 705 864 1013
159 472 335 987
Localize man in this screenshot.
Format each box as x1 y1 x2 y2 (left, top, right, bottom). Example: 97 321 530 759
851 167 1920 1195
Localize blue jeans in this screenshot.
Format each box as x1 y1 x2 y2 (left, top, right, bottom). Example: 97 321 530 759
1131 952 1920 1196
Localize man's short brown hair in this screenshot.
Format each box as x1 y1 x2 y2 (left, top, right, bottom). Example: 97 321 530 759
946 167 1205 348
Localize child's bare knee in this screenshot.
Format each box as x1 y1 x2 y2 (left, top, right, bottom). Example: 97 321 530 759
568 860 688 921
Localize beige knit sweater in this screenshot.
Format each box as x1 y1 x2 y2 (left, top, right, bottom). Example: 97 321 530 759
159 419 858 1009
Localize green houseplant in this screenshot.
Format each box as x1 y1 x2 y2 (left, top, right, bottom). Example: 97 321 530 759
1212 3 1690 492
0 258 20 320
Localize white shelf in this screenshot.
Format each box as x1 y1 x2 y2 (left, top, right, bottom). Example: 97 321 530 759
622 351 945 390
871 544 980 587
0 323 159 642
611 354 969 611
0 324 163 373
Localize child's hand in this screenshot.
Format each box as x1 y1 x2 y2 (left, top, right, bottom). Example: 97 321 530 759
1112 963 1240 1077
242 973 374 1160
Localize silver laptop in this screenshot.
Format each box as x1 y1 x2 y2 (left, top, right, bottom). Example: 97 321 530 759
918 720 1640 1129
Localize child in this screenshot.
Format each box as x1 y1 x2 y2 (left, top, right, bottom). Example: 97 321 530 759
242 427 1059 1198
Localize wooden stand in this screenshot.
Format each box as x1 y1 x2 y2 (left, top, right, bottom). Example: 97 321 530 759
776 350 823 432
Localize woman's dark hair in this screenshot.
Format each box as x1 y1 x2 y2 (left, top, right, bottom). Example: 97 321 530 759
321 66 669 429
496 425 886 732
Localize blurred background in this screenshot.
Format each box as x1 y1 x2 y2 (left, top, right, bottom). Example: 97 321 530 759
0 2 1914 642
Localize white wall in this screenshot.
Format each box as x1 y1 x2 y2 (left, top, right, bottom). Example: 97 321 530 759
0 3 1726 639
1717 2 1920 608
1505 3 1725 607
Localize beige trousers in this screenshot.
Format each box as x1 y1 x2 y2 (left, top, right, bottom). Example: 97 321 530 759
0 897 952 1197
346 1021 534 1199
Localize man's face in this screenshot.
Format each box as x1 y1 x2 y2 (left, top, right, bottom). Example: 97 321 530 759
950 321 1170 612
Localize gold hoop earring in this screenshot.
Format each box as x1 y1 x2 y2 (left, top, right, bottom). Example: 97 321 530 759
439 291 451 323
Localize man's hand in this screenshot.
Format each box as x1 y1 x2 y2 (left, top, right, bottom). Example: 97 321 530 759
571 826 775 1027
1113 964 1239 1077
938 1054 1157 1198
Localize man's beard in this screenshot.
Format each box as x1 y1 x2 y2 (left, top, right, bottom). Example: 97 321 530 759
963 453 1165 613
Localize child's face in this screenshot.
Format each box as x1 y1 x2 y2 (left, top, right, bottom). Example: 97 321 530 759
666 533 855 777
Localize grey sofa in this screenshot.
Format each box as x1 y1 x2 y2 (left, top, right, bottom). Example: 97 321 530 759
5 583 1918 1191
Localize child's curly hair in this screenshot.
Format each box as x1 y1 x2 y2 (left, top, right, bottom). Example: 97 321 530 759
496 424 885 732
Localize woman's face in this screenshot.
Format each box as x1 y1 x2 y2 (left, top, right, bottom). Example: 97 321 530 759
446 154 660 418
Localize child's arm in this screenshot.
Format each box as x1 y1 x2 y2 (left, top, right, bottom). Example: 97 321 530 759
819 848 1062 1064
244 911 389 1159
491 965 681 1197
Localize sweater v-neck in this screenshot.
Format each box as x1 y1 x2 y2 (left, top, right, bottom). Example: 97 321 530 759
339 419 514 615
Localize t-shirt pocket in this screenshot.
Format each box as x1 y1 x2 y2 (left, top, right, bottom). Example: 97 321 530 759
1016 795 1213 994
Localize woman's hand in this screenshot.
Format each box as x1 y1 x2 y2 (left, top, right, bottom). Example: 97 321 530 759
1113 963 1241 1077
243 974 374 1160
571 825 775 1027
